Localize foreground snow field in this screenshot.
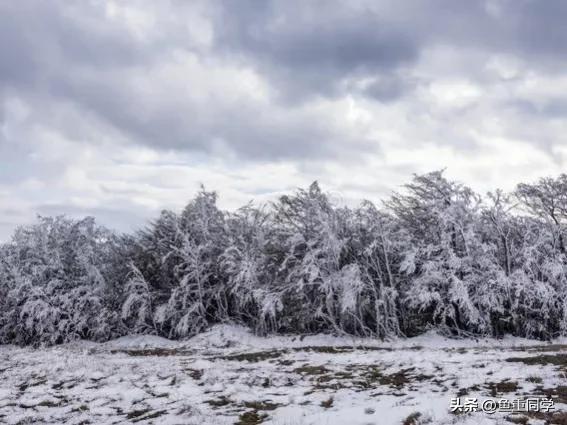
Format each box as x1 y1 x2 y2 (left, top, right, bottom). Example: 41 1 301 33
1 326 567 425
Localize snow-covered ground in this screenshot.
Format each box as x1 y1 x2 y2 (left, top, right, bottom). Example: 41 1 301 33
1 326 567 425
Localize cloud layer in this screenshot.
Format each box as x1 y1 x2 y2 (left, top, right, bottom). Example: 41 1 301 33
1 0 567 239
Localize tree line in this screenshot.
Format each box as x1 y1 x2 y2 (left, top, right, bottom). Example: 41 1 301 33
2 170 567 346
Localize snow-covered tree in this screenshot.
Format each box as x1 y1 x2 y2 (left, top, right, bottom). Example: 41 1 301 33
347 202 408 338
122 188 228 338
387 171 489 335
0 216 123 346
516 174 567 255
220 204 278 333
3 172 567 346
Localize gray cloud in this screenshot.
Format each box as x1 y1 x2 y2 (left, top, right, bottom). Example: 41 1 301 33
0 0 376 163
0 2 146 90
211 0 420 101
508 98 567 120
2 0 567 240
359 75 419 103
51 71 370 161
210 0 567 99
4 0 567 160
36 203 150 236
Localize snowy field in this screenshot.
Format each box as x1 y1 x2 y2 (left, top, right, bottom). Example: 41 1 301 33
2 326 567 425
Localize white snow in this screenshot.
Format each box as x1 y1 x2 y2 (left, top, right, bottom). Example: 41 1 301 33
1 330 565 424
104 334 181 350
185 324 564 352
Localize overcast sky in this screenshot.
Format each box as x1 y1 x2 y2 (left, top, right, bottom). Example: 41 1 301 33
1 0 567 240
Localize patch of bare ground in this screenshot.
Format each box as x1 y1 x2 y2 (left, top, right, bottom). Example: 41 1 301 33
519 411 567 425
550 412 567 425
110 348 192 357
185 368 203 380
533 385 567 404
243 401 282 411
363 366 433 390
505 354 567 368
456 384 481 397
320 396 334 408
126 408 167 422
216 345 425 363
18 376 47 392
518 345 567 353
486 380 520 396
505 414 529 424
292 345 396 353
293 365 330 375
296 363 435 394
205 395 233 408
235 410 269 425
221 350 284 362
402 411 430 425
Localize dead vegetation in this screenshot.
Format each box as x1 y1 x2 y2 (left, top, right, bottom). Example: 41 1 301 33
221 350 284 362
243 401 282 411
235 410 269 425
534 384 567 404
111 348 192 357
505 354 567 367
486 380 520 396
293 365 330 375
402 411 423 425
126 408 166 422
505 414 529 424
205 396 233 408
320 396 334 408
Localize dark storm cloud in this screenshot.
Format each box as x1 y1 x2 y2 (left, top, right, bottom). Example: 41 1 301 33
210 0 567 100
47 69 367 161
3 0 567 163
0 0 376 161
211 0 420 100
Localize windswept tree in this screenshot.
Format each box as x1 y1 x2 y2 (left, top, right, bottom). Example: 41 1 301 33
0 216 123 346
123 188 228 338
269 182 368 334
3 171 567 346
348 201 409 338
514 175 567 338
387 171 488 335
516 174 567 255
221 204 277 334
